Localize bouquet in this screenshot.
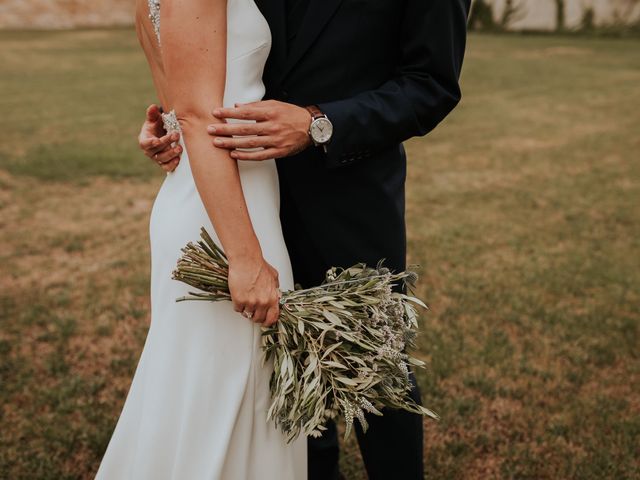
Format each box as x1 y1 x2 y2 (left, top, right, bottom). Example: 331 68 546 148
172 228 437 442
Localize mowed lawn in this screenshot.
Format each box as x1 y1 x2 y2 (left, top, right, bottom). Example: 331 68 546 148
1 29 639 479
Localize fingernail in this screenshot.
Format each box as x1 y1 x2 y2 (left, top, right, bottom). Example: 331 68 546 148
207 126 216 133
176 146 182 153
171 134 179 141
213 109 221 116
230 151 238 158
214 138 223 146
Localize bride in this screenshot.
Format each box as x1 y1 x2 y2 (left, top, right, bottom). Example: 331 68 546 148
95 0 306 478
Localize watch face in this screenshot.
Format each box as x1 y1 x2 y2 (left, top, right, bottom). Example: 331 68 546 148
310 117 333 144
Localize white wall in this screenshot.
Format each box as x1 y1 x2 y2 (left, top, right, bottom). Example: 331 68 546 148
0 0 133 30
487 0 640 30
2 0 640 31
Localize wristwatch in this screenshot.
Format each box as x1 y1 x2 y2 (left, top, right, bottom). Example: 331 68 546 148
306 105 333 152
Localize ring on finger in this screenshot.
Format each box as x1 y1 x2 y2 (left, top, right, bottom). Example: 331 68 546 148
242 310 254 320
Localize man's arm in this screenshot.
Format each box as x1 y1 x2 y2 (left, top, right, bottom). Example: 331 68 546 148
318 0 470 168
209 0 470 166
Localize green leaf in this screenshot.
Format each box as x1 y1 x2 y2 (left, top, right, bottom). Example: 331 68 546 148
336 377 359 386
322 310 343 326
323 360 347 370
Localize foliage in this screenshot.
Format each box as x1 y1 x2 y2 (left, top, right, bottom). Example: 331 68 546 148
500 0 527 29
581 6 596 32
468 0 499 31
173 228 435 441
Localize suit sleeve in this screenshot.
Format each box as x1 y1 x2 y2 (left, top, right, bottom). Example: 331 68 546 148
317 0 470 169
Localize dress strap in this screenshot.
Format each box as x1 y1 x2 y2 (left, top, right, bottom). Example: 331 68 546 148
148 0 162 45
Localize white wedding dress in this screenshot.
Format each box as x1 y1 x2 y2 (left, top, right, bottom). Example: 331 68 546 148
95 0 306 478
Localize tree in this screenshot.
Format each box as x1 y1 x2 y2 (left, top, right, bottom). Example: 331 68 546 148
580 6 595 32
469 0 498 31
500 0 527 29
614 0 640 19
554 0 566 32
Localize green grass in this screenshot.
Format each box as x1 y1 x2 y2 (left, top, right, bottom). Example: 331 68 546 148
1 30 639 479
0 29 157 181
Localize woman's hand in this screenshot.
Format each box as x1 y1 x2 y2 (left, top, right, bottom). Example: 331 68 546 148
138 105 182 172
228 255 281 327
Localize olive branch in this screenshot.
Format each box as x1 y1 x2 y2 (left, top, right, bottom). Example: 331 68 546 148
172 227 437 442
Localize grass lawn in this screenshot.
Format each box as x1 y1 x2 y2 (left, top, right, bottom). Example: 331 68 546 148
1 30 639 479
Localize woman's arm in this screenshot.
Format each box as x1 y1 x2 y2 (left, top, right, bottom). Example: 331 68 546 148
161 0 280 325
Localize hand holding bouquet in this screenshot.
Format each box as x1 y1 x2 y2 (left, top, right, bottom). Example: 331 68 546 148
173 228 436 442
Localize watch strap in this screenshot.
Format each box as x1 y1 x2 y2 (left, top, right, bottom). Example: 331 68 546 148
305 105 326 121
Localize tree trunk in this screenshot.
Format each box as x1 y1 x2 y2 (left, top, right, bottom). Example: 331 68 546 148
555 0 566 31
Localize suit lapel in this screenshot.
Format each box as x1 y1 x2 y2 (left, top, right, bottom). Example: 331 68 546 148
255 0 287 75
280 0 344 81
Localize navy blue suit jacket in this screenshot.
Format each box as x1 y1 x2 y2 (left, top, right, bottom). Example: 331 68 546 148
255 0 470 287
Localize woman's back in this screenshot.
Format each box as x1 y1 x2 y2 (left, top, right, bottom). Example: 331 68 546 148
135 0 272 111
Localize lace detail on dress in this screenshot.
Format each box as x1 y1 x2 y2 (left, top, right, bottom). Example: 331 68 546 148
162 110 181 134
148 0 162 45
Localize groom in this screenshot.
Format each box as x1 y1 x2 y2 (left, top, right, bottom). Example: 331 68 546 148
139 0 470 478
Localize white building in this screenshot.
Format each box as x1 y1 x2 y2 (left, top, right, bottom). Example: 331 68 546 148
484 0 640 30
1 0 639 30
0 0 133 30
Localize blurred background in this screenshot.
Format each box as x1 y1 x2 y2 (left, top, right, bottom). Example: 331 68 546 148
1 1 639 479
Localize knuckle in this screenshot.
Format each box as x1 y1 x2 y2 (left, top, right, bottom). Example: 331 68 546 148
236 295 248 306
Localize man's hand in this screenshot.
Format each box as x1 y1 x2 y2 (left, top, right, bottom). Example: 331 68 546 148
207 100 313 161
138 104 183 173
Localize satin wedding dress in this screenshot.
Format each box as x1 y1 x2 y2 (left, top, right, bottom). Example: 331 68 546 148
95 0 306 478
